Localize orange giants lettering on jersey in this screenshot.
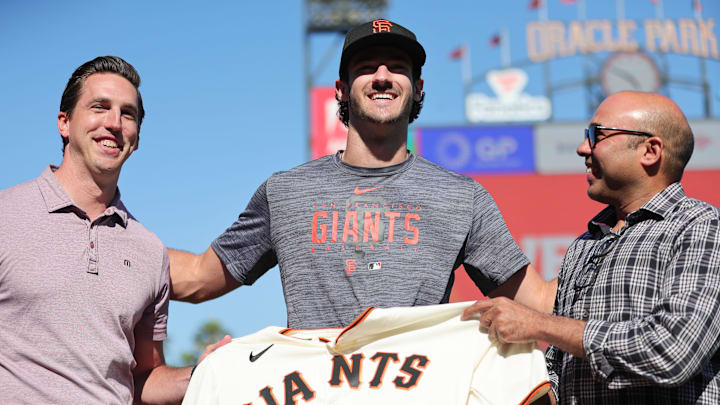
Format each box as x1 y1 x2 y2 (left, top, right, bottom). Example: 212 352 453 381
329 353 364 389
311 206 422 249
257 371 315 405
369 352 399 388
384 211 400 242
245 351 430 404
328 352 428 390
403 213 420 245
342 211 359 243
394 355 429 390
311 212 328 243
363 211 381 243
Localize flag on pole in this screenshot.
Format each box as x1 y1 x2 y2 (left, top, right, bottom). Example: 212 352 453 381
559 0 578 4
692 0 702 13
529 0 542 9
649 0 658 4
489 33 501 47
450 44 472 86
449 45 466 60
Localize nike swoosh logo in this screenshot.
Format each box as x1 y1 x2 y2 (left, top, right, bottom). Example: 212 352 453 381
249 344 274 362
354 186 384 195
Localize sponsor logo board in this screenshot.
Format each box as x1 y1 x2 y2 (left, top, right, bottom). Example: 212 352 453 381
535 120 720 174
310 87 347 160
417 126 535 175
465 68 551 123
534 122 586 174
687 120 720 170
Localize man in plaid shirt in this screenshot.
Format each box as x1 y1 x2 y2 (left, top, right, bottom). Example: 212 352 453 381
463 91 720 404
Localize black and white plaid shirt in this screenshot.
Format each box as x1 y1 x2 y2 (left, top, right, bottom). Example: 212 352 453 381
546 183 720 404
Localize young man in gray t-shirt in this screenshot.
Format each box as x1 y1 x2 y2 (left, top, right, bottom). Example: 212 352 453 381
170 20 556 328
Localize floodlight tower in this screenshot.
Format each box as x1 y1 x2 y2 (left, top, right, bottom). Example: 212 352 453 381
303 0 388 158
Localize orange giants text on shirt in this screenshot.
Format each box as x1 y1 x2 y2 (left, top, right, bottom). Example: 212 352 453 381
311 202 422 249
244 352 429 405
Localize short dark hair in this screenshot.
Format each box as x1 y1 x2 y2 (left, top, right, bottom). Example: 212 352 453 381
649 111 694 182
59 56 144 153
626 110 694 182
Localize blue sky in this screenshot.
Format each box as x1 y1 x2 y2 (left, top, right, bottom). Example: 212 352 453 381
2 0 719 364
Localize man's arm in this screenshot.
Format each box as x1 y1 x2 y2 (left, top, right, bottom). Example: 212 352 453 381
462 298 586 358
467 216 720 387
133 335 232 404
464 183 556 313
488 264 557 314
170 180 277 303
169 247 241 303
132 339 189 405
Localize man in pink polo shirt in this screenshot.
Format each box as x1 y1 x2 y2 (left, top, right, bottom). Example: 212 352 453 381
0 56 227 404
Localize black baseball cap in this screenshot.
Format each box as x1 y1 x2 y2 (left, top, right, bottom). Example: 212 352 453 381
339 19 426 81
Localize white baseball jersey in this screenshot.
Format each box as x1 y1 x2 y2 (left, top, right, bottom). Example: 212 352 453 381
183 302 550 405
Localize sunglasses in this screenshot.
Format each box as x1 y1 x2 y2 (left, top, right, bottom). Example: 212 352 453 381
574 234 619 290
584 123 654 149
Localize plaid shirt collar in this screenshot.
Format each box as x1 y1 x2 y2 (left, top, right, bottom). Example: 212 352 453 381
587 182 684 238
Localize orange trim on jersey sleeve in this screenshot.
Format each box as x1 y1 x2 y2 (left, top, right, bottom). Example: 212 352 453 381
279 327 342 342
519 381 552 405
335 307 376 343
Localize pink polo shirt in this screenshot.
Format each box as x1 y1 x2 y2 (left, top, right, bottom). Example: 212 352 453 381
0 166 169 404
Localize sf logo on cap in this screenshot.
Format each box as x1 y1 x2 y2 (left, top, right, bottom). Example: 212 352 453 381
372 19 392 33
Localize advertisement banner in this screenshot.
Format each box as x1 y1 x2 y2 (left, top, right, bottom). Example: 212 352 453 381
465 68 552 123
534 120 720 174
687 120 720 170
416 126 535 175
534 122 586 174
310 87 347 160
450 170 720 302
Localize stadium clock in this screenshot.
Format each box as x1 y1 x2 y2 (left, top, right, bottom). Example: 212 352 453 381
600 51 662 96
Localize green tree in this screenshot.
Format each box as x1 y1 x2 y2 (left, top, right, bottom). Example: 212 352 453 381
179 319 232 367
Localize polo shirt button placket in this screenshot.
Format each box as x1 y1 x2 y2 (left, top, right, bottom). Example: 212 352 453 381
88 222 98 275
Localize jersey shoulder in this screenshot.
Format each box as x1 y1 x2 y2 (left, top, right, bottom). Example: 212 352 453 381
412 156 480 186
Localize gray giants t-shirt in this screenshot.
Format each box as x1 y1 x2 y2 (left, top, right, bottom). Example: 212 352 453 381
212 153 529 329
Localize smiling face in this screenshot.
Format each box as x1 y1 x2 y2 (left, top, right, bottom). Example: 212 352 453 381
577 94 650 206
342 46 423 127
58 72 140 178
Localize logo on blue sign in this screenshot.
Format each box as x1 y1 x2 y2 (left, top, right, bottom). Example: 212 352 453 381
417 126 535 174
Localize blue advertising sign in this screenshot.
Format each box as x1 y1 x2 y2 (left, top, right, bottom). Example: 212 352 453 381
416 126 535 175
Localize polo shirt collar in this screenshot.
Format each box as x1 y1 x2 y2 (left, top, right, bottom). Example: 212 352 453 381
37 165 129 227
587 182 685 237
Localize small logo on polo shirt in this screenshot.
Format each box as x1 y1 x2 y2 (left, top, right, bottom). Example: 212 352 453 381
123 259 131 268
